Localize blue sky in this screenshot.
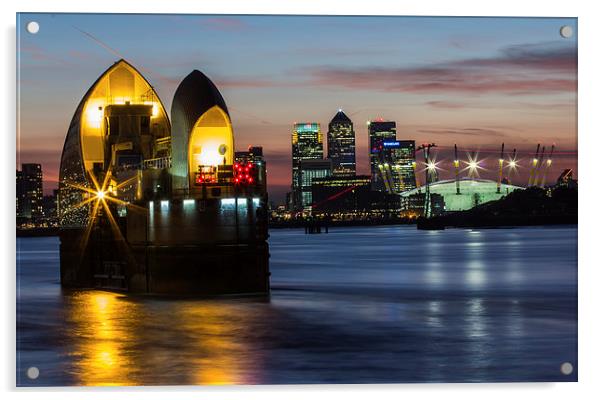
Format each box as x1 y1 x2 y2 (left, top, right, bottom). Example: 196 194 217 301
17 13 577 201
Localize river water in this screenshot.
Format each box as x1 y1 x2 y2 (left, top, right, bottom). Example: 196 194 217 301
16 225 577 386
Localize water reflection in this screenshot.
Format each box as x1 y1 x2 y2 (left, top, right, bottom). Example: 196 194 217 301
424 240 445 288
176 303 262 385
426 300 443 329
65 291 139 386
464 298 491 376
63 291 261 386
17 227 578 385
466 260 487 289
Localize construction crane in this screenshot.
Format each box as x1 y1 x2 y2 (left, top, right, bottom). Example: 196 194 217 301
416 143 436 218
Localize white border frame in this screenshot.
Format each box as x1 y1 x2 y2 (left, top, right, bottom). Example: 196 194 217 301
3 1 600 399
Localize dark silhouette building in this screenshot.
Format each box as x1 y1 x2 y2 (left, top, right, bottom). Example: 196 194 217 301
312 175 401 215
235 146 267 188
42 190 58 226
557 169 577 189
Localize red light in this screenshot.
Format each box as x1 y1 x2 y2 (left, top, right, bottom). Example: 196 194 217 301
248 177 253 184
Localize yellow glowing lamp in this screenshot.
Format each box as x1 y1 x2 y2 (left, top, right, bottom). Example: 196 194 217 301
144 101 159 117
86 105 104 129
187 106 234 187
194 149 222 167
114 97 131 105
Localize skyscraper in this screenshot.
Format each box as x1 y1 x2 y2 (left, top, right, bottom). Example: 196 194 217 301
291 122 323 209
368 120 396 191
297 159 332 210
378 140 417 193
327 110 356 177
17 163 43 220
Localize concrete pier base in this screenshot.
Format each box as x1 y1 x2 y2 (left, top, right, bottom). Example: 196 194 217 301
59 196 270 296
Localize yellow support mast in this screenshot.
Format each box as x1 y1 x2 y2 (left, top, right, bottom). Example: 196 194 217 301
497 143 505 194
539 144 555 188
533 145 545 187
528 144 540 186
454 144 461 195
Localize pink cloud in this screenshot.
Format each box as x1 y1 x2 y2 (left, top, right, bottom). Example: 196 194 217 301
306 41 576 95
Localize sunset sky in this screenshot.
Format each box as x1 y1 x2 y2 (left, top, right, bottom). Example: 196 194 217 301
17 13 577 201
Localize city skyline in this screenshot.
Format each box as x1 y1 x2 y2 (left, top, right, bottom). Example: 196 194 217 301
17 14 577 202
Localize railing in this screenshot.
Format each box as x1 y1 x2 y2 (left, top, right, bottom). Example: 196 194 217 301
143 157 171 170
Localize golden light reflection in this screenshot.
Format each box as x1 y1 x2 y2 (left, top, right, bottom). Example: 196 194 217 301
64 293 263 386
177 303 261 385
66 291 139 386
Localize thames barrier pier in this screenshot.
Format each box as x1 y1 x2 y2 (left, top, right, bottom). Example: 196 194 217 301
57 60 270 295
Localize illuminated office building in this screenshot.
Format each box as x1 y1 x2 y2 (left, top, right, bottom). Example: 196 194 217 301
368 120 396 191
298 159 332 210
291 122 323 209
16 163 43 220
327 110 356 177
377 140 417 193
